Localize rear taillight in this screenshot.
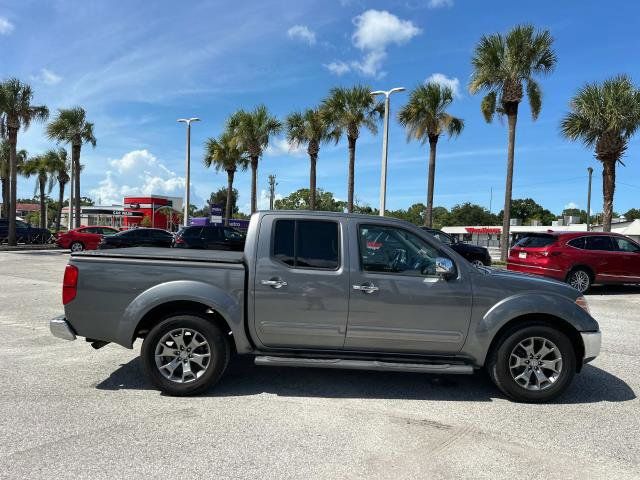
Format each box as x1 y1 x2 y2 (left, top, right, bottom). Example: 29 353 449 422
62 265 79 305
175 237 185 244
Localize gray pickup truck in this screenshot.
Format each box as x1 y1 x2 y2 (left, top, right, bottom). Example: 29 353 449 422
51 211 601 402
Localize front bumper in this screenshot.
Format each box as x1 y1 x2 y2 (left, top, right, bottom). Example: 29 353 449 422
50 315 76 341
581 330 601 363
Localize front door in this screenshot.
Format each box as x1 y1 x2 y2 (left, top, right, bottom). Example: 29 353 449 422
345 222 473 354
610 236 640 282
253 216 349 349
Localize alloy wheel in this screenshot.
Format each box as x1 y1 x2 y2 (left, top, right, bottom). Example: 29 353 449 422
509 336 563 391
154 328 211 384
472 259 485 267
71 242 83 252
569 270 590 292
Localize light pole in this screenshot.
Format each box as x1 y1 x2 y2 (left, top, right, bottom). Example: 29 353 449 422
177 117 200 226
371 87 405 216
586 166 593 231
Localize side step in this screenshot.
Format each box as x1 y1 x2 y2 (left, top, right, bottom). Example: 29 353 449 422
254 356 473 375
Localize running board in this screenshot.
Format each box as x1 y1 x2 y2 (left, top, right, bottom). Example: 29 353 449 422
254 356 473 374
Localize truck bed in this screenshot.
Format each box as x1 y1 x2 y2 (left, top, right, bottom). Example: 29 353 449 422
74 247 244 264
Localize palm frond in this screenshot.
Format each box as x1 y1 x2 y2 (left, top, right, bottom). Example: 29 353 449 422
526 79 542 120
481 92 497 123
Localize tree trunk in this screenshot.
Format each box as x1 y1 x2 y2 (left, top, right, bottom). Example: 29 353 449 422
225 169 235 226
56 181 65 232
309 153 317 210
424 137 438 227
601 159 616 232
347 136 356 213
500 107 519 262
39 179 46 230
250 155 258 214
8 128 18 246
73 144 81 228
1 176 8 218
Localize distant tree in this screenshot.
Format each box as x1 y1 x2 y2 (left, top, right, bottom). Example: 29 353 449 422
275 188 344 212
140 215 152 227
445 203 499 226
561 75 640 231
0 140 27 218
470 24 556 260
624 208 640 221
498 198 557 225
398 83 463 227
22 153 58 229
387 203 428 225
209 187 239 217
48 148 69 232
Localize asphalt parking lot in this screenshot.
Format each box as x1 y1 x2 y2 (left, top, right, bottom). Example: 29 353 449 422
0 250 638 479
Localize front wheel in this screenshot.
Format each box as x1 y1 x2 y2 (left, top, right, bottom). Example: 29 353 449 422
141 314 229 396
471 258 485 268
70 241 84 252
487 324 576 403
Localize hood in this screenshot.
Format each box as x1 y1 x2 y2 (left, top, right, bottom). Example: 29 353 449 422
479 267 579 299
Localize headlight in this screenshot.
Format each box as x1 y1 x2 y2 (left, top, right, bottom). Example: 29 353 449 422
575 296 590 314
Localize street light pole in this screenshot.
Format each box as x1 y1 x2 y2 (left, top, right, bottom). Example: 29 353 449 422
371 87 405 216
587 166 593 231
177 117 200 227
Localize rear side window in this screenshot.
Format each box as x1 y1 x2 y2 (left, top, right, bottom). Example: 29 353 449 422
585 236 614 251
182 227 202 239
272 219 339 269
515 234 556 248
567 237 585 249
203 228 221 241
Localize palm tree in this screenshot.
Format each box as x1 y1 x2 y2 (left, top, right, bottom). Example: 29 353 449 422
0 140 27 219
285 108 337 210
227 105 281 214
0 78 49 245
469 25 556 260
22 153 57 230
398 83 464 227
203 131 249 225
561 75 640 231
321 85 383 213
46 107 96 228
46 148 69 232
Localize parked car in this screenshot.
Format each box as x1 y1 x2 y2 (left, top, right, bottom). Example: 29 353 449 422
420 227 492 266
98 228 173 249
50 211 601 403
507 231 640 293
173 225 245 251
56 226 119 252
0 218 51 244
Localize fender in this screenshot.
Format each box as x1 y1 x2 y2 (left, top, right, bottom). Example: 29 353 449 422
115 280 250 352
464 291 599 365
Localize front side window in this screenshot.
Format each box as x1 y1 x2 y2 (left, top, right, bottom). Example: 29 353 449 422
203 228 221 241
272 219 339 269
567 237 585 249
224 228 244 241
614 237 640 252
585 236 614 251
359 225 443 276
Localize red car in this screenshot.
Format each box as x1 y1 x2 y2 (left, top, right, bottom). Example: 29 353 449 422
56 226 120 252
508 231 640 293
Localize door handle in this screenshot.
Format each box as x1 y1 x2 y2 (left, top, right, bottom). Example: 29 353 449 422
261 279 288 289
352 283 379 294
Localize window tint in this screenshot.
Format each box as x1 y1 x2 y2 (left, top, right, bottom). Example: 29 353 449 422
120 230 138 239
515 234 556 248
272 219 339 269
16 220 28 228
101 227 117 236
182 227 202 239
84 227 99 234
224 228 244 241
359 225 442 276
203 227 221 241
584 236 614 251
614 237 640 252
151 230 171 240
567 237 585 249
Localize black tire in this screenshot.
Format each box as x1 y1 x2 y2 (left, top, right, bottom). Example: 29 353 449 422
566 268 592 293
141 313 229 396
70 241 84 252
487 323 576 403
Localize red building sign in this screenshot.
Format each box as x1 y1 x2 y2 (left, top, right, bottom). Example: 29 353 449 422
123 195 181 230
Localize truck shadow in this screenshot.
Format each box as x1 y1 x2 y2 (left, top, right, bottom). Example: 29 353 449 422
96 356 635 404
587 285 640 296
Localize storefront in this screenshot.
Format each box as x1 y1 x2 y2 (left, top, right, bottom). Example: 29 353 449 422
122 195 182 231
61 205 143 228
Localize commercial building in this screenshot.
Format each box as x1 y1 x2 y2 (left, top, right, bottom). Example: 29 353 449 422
442 223 589 247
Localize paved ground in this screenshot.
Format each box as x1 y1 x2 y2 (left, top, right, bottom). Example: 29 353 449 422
0 250 638 480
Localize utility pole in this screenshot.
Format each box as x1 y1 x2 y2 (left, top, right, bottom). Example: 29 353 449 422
586 166 593 231
268 174 277 210
489 187 493 213
177 117 200 226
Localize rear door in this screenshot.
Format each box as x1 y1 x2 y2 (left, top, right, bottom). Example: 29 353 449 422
253 215 349 349
203 227 224 249
345 221 472 353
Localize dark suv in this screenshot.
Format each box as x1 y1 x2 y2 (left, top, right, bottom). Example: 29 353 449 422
98 228 174 249
173 225 245 251
420 227 491 266
0 218 52 244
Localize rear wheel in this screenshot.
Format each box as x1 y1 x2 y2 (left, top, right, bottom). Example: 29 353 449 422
70 241 84 252
567 268 591 293
141 314 229 396
487 324 576 403
471 258 485 267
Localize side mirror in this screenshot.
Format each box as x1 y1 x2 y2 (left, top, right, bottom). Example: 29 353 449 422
435 257 455 279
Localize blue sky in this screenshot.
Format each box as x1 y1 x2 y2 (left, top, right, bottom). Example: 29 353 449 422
1 0 640 215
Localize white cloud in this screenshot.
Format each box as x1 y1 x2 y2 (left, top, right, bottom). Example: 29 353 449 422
31 68 62 86
352 10 421 51
287 25 316 45
428 0 454 8
564 202 580 210
90 149 185 205
264 137 305 157
324 61 351 76
425 73 461 98
325 10 420 78
0 17 14 35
